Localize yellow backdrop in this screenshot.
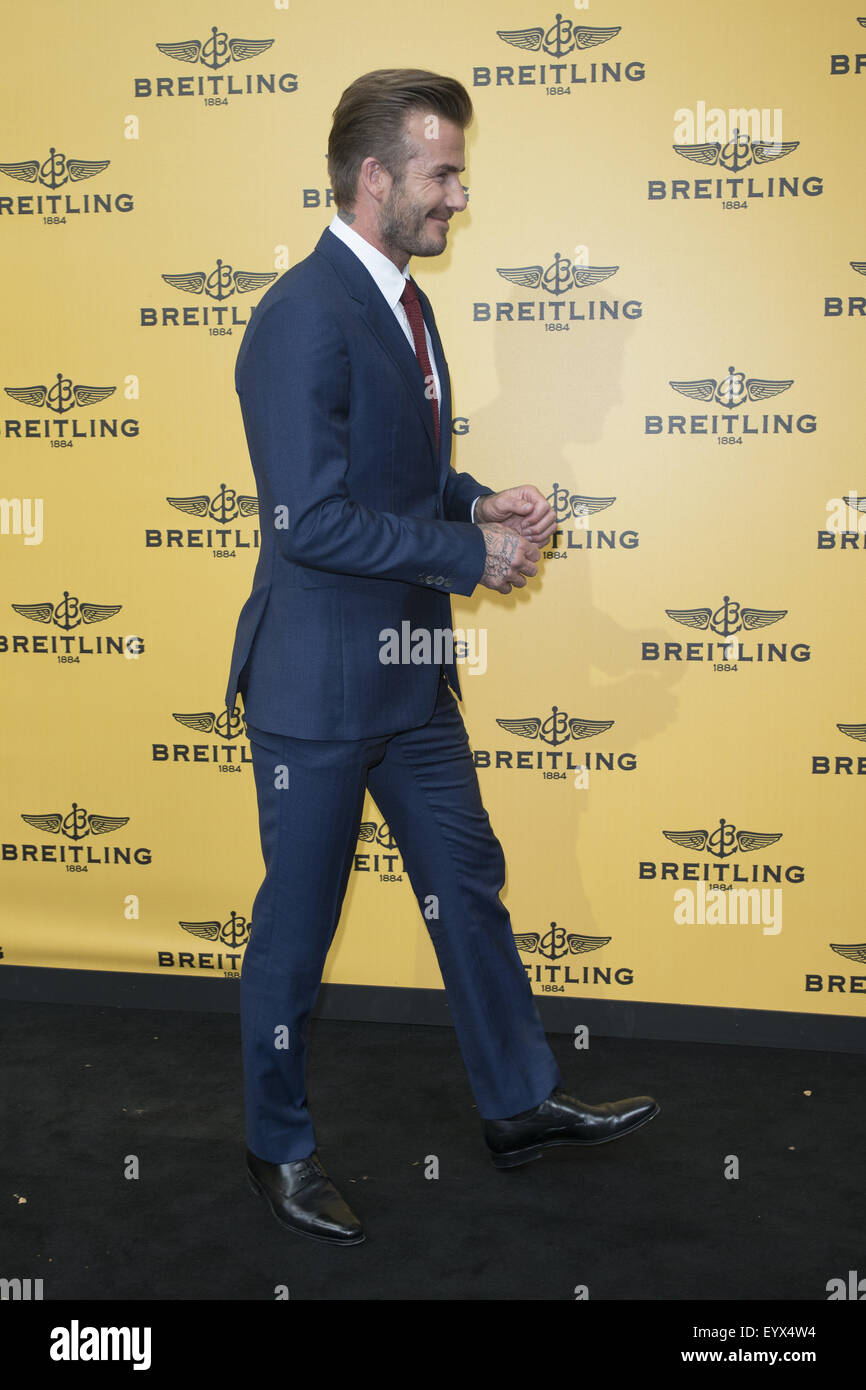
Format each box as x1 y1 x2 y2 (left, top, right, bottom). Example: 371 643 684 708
2 0 865 1023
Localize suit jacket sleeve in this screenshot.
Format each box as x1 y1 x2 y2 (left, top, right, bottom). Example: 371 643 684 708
237 296 488 596
442 455 495 524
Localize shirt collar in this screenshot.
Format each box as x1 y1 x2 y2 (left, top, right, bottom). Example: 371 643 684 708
328 212 410 310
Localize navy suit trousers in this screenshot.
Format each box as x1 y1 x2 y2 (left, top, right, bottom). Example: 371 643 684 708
241 673 563 1162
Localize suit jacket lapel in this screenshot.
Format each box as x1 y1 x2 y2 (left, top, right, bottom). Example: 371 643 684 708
315 230 440 470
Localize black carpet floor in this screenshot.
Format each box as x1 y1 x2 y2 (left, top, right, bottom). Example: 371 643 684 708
3 998 863 1302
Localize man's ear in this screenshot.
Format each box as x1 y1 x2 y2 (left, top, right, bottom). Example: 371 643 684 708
359 155 390 205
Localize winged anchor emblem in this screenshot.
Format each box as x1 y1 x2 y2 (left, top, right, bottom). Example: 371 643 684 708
180 912 251 948
0 151 109 189
830 943 866 963
357 821 398 851
665 597 786 639
837 724 866 742
4 374 115 414
497 252 618 296
166 489 259 523
496 707 614 747
156 29 274 69
669 366 792 408
663 819 782 859
161 260 276 301
513 927 611 961
546 484 616 523
172 706 247 740
497 19 620 58
11 592 121 629
673 127 799 173
21 804 129 840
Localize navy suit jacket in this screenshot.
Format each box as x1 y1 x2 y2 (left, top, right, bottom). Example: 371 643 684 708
223 227 496 739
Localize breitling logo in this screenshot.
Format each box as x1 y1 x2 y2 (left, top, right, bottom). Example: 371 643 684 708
4 375 114 413
497 17 621 59
476 13 642 89
1 591 144 658
477 253 639 323
161 262 276 301
354 819 404 879
646 364 814 437
156 29 274 69
663 820 782 860
513 925 611 960
673 127 797 173
541 485 638 554
151 703 251 767
806 941 866 993
0 150 109 189
1 373 137 442
830 943 866 963
166 487 258 523
665 598 786 639
824 261 866 317
643 599 809 664
497 253 618 296
811 721 866 776
180 911 251 948
817 491 866 548
145 486 261 553
512 921 633 988
829 17 866 76
670 366 792 408
639 817 803 886
135 28 297 99
155 908 248 971
0 150 132 217
475 707 634 773
648 127 821 203
22 804 128 840
546 485 615 523
172 707 247 740
7 803 151 866
142 261 277 328
358 820 398 851
496 708 614 747
12 592 121 629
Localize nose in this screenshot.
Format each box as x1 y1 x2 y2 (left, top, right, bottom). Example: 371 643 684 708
446 176 468 213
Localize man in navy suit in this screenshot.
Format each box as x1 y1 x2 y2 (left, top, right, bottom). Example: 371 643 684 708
225 69 658 1245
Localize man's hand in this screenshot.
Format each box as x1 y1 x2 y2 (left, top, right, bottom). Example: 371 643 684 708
475 485 556 546
478 523 540 594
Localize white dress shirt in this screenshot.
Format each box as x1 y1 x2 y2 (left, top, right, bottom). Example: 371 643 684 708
327 213 481 524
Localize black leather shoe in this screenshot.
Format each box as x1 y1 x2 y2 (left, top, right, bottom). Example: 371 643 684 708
484 1087 660 1169
246 1148 366 1244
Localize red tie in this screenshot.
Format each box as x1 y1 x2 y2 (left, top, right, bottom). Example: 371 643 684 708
399 278 440 451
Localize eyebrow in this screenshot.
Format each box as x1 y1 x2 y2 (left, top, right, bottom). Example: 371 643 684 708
429 163 465 175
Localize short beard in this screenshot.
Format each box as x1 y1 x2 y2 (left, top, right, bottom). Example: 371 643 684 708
378 174 444 260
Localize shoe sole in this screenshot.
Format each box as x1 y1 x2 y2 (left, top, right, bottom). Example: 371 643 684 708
246 1168 367 1244
489 1102 661 1169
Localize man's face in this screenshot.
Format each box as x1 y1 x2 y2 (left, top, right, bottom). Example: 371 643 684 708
377 110 468 259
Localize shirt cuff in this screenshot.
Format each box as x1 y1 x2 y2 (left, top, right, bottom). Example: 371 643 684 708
470 495 482 523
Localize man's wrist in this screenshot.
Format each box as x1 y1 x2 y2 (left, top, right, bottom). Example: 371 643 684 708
472 495 487 524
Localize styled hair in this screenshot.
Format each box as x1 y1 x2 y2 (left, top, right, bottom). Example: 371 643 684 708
327 69 473 211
